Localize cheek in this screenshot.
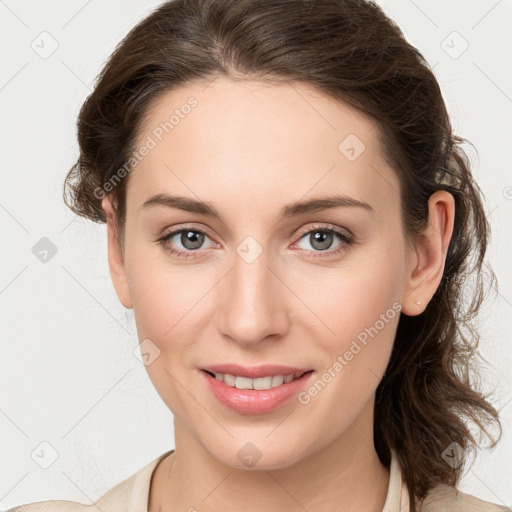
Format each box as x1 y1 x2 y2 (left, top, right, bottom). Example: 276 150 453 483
296 271 401 434
125 249 210 414
309 278 400 383
129 268 212 347
294 245 405 401
299 250 404 345
124 231 208 338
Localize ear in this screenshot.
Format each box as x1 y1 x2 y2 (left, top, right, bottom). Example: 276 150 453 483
101 195 133 309
401 190 455 316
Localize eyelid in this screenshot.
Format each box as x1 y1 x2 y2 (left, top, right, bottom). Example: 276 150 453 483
159 223 218 242
292 222 354 241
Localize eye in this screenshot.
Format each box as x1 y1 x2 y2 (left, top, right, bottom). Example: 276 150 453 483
156 223 354 260
291 225 354 258
157 227 216 259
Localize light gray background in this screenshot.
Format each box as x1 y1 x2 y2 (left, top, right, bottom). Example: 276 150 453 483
1 0 511 509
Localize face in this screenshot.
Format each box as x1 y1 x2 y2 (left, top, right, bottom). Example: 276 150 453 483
104 77 425 470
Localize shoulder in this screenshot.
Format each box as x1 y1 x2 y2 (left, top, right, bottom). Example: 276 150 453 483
419 484 511 512
4 451 172 512
3 470 138 512
4 471 139 512
4 501 89 512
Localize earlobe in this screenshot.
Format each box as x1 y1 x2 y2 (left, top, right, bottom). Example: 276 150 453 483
101 196 133 309
401 190 455 316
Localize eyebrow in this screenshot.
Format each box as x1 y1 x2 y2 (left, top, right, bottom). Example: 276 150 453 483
141 193 373 218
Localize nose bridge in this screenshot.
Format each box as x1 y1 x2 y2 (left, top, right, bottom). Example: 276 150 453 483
217 237 287 344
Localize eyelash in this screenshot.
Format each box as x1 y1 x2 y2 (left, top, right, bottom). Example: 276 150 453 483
156 224 354 260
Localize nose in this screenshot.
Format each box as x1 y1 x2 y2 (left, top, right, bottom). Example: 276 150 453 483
216 247 290 348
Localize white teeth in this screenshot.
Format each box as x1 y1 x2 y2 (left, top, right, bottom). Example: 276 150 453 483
223 374 236 386
271 375 284 387
235 376 254 389
211 372 305 390
254 376 273 390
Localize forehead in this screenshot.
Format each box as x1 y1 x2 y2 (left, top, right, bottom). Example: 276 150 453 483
127 78 400 219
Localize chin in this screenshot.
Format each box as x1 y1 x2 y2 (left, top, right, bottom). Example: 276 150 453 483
205 437 307 471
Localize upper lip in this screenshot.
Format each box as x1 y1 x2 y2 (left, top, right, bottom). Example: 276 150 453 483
201 364 312 379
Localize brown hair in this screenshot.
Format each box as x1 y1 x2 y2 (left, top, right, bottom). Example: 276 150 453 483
63 0 502 510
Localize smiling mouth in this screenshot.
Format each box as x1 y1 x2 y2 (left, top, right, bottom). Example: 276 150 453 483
203 369 313 390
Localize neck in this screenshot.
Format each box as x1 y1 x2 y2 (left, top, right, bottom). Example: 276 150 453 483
149 399 390 512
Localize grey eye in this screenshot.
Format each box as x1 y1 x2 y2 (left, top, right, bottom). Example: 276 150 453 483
296 230 342 252
176 230 206 250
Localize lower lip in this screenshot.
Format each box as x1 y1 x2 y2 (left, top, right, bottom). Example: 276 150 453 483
201 370 314 414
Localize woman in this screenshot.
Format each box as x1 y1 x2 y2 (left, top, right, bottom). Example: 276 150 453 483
8 0 509 511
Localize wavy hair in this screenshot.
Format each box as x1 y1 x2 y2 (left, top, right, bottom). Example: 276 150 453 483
63 1 502 510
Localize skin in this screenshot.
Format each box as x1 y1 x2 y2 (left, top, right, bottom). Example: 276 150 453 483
101 77 455 512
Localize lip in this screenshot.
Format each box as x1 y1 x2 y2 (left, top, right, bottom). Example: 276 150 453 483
200 368 315 414
201 363 312 379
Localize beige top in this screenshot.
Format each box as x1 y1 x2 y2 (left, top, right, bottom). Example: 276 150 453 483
7 449 510 512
